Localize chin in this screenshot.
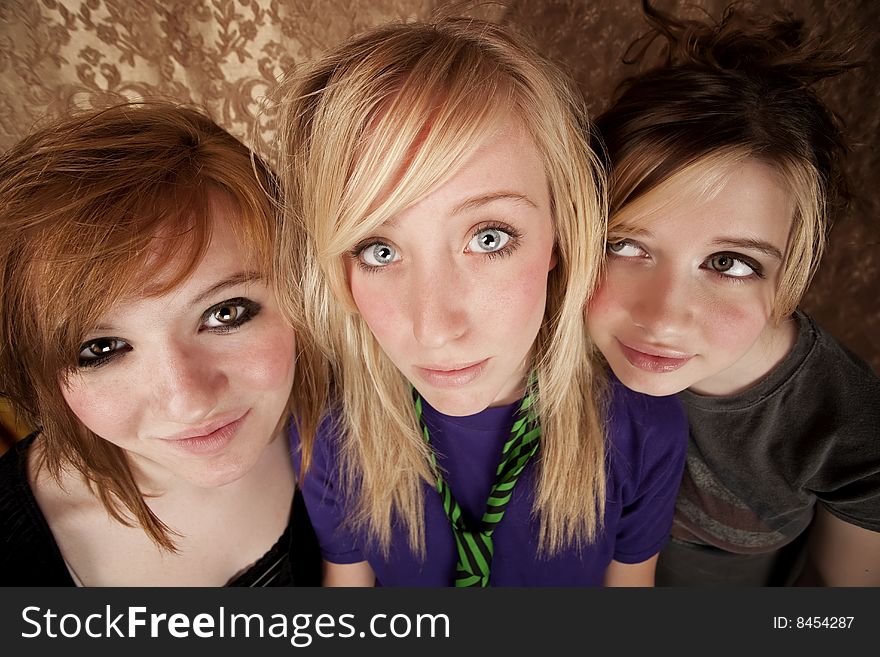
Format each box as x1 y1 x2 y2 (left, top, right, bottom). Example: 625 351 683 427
417 387 495 418
185 455 254 489
611 368 690 398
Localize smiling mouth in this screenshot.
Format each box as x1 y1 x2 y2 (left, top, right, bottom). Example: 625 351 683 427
617 340 693 373
415 359 489 388
164 411 249 455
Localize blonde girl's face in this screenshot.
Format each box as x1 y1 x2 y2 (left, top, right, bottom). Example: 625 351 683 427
346 117 557 417
60 192 297 488
587 160 794 397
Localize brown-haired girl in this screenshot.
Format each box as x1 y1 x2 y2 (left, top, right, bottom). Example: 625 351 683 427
589 1 880 585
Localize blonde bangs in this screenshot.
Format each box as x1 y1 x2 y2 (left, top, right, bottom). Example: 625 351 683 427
303 51 516 311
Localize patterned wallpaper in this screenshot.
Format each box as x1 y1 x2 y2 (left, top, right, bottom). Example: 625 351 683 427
0 0 877 372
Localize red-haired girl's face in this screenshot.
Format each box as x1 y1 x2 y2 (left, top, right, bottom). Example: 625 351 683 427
587 160 795 397
60 192 296 488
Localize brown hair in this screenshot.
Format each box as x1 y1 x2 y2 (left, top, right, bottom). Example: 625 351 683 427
596 0 857 319
0 102 321 549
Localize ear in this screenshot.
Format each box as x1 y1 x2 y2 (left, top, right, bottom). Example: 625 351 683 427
548 245 558 272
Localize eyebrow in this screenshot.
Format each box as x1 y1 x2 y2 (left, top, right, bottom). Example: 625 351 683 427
611 225 784 261
451 191 538 216
188 271 265 307
709 238 784 261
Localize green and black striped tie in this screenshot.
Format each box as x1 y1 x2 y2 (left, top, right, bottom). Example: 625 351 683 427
413 388 541 587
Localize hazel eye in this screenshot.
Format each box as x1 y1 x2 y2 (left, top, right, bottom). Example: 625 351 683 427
360 242 400 267
705 254 757 278
468 228 511 254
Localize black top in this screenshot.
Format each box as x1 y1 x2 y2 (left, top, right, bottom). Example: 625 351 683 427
0 434 322 586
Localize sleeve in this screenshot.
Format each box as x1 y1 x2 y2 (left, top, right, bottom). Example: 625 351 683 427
811 407 880 533
801 334 880 533
609 387 688 564
289 418 365 564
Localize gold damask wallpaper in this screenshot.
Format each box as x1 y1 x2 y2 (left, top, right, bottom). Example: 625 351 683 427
0 0 877 380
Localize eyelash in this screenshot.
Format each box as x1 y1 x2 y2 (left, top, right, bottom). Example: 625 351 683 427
350 222 523 273
76 297 262 369
474 222 522 260
606 240 765 282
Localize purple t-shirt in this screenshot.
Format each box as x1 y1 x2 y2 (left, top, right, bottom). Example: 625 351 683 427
291 376 687 586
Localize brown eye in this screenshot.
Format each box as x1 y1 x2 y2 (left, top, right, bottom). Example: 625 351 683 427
212 304 240 324
87 338 118 356
78 337 130 367
201 297 260 331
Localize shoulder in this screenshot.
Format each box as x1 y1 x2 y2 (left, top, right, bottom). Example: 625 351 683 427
0 436 73 584
804 313 880 391
781 313 880 433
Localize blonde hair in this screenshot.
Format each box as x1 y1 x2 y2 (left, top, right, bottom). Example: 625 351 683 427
276 17 609 555
0 102 323 550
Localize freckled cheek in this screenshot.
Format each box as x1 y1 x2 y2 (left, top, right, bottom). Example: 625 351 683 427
235 322 298 392
491 263 549 343
60 377 136 441
349 278 407 346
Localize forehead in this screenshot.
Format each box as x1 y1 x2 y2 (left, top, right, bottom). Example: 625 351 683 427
125 192 254 301
381 116 549 226
614 160 794 245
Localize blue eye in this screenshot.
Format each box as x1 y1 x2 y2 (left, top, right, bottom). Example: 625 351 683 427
359 242 400 268
468 228 511 254
78 337 130 368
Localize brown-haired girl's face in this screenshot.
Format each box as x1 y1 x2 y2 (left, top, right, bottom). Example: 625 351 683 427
587 160 793 397
345 117 557 416
60 192 296 488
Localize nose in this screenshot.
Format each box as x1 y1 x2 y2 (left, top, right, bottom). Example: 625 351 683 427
153 342 226 424
628 266 695 340
409 257 470 349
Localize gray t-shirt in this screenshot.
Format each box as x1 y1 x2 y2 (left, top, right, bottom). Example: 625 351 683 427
658 311 880 585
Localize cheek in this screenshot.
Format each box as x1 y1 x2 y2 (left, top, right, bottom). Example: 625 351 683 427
60 376 134 440
350 274 406 348
586 276 623 333
237 321 297 392
699 295 772 355
488 254 551 346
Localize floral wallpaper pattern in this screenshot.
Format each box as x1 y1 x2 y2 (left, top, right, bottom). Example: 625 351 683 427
0 0 877 377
